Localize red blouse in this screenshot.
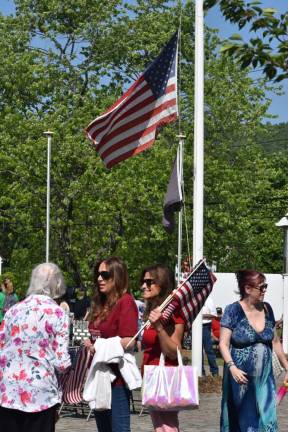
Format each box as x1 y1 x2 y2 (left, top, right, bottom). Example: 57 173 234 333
89 292 138 386
141 310 185 373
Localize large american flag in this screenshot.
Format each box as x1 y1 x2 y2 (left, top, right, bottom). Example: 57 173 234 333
85 32 178 169
161 260 216 330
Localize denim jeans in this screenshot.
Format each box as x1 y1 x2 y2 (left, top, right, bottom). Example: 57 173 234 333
202 323 219 376
94 386 131 432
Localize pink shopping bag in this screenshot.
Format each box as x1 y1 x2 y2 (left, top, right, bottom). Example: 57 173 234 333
142 348 199 411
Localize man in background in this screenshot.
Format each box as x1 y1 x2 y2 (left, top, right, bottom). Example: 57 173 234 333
202 296 219 377
70 287 90 320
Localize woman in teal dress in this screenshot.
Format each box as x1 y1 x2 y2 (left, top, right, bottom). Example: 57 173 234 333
219 270 288 432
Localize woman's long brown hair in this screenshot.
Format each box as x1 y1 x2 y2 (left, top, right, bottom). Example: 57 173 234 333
89 256 129 322
141 264 175 321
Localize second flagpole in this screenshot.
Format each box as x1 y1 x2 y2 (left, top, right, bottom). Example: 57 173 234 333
177 134 185 285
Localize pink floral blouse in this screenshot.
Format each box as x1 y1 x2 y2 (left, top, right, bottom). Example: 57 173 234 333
0 294 71 412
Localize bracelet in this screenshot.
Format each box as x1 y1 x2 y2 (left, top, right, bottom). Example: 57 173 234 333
226 361 235 369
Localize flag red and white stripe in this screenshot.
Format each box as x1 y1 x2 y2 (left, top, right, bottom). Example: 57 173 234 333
85 32 178 168
161 260 216 330
59 346 91 405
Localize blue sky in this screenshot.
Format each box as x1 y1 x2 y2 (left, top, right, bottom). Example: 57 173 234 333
206 0 287 124
1 0 286 124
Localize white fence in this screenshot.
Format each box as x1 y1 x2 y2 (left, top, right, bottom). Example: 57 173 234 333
210 272 284 320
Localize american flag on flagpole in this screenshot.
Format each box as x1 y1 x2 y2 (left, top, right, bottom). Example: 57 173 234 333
85 31 178 169
161 260 216 330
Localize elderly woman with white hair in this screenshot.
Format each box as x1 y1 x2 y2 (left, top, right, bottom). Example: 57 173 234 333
0 263 71 432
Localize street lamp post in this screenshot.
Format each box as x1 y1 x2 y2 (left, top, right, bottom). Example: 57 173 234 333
0 256 3 275
276 213 288 353
44 131 53 263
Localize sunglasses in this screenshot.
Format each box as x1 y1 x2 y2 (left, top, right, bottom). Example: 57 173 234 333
97 271 111 280
142 279 155 288
253 283 268 293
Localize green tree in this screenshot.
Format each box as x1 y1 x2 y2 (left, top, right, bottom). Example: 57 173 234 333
0 0 286 297
204 0 288 81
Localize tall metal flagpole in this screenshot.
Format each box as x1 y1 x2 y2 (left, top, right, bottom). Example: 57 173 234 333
192 0 204 376
177 135 185 285
44 131 53 263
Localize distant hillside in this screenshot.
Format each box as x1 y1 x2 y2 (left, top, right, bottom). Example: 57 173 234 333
257 122 288 153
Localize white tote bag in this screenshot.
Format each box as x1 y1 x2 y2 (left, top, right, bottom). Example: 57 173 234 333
142 348 199 411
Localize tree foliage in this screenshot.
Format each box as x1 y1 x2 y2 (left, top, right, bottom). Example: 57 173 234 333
204 0 288 81
0 0 287 297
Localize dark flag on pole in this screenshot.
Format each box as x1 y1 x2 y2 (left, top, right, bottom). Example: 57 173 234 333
85 32 178 169
162 146 183 233
161 260 216 330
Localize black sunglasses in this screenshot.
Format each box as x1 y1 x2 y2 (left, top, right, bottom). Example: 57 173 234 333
253 283 268 293
142 278 155 288
97 271 111 280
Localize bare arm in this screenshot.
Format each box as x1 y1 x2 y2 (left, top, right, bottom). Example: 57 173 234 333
273 331 288 384
121 337 136 351
219 326 248 384
149 307 184 360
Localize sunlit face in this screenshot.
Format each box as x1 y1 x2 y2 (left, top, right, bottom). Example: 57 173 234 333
4 279 13 294
141 272 161 300
246 276 267 302
97 262 114 297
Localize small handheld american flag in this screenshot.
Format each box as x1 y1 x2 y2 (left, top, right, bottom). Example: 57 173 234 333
161 259 216 330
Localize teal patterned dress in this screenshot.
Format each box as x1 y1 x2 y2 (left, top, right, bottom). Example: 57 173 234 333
220 301 277 432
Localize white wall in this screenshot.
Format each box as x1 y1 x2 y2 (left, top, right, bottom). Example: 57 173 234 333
210 272 283 320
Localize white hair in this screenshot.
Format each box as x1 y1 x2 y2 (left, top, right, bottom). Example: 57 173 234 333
27 263 66 299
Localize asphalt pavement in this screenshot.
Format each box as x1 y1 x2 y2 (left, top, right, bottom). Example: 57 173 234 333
56 384 288 432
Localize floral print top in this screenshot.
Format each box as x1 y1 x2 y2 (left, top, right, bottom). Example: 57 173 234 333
0 294 71 412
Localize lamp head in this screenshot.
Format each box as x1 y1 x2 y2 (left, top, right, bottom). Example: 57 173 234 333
275 214 288 228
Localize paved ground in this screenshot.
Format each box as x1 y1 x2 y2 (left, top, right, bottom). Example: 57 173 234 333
56 384 288 432
56 353 288 431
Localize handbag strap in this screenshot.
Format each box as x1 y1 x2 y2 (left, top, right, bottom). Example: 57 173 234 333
177 347 183 366
159 347 183 366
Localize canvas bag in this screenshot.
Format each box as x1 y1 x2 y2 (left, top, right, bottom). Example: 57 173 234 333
272 349 283 379
142 348 199 411
263 304 284 380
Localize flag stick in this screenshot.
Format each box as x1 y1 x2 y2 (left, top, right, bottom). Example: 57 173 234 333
125 259 205 349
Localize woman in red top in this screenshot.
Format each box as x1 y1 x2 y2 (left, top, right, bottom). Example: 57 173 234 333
141 264 185 432
85 256 138 432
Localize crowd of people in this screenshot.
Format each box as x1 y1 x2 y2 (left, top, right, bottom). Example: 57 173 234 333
0 260 288 432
